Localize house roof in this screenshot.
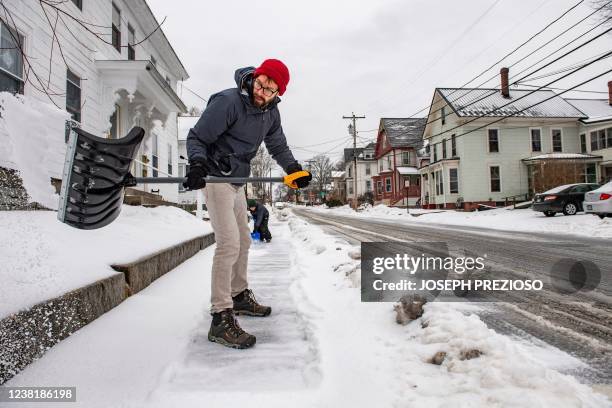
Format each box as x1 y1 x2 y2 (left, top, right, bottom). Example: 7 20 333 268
343 144 376 162
381 118 427 148
396 166 419 175
343 148 364 163
437 88 585 118
565 98 612 123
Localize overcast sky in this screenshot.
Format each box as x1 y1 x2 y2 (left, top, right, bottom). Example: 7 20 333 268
147 0 611 164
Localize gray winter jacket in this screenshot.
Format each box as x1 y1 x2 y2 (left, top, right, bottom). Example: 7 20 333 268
186 67 297 183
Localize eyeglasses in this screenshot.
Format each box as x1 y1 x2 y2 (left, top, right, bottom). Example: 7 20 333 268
254 79 278 97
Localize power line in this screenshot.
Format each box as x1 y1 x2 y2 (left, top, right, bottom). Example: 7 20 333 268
377 0 588 120
401 24 612 136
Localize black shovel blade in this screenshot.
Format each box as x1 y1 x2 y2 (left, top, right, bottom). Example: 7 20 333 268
57 126 145 230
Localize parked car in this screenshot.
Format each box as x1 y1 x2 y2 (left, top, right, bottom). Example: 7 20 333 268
532 183 600 217
584 181 612 219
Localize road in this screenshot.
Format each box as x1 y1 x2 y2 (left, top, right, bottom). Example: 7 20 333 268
292 207 612 387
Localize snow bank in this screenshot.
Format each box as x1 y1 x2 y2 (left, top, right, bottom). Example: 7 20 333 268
310 203 612 238
285 209 611 407
0 206 212 319
0 92 70 210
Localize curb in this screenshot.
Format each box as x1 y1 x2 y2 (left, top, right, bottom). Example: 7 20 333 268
0 232 215 384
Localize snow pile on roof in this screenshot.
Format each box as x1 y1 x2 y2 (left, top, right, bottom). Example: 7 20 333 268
396 166 419 175
523 153 602 161
566 98 612 123
0 92 70 209
0 206 211 319
438 89 585 118
382 118 427 148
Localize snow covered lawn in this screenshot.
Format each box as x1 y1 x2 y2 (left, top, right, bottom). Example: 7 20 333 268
0 206 211 320
6 209 609 407
307 203 612 239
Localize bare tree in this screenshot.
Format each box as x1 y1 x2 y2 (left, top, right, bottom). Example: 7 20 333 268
250 146 274 201
308 154 333 196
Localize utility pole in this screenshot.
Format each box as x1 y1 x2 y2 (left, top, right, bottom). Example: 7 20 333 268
343 112 365 209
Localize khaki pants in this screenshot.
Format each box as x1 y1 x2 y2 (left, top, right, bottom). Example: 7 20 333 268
203 183 251 313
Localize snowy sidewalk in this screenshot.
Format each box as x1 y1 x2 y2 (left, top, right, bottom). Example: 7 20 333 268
149 224 321 398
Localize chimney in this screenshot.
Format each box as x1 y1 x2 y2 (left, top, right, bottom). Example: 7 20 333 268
608 81 612 106
500 67 510 98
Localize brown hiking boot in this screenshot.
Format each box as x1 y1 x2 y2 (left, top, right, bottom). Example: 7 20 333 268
208 309 256 349
232 289 272 317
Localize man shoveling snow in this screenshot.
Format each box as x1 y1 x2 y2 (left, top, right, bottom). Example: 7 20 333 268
248 199 272 243
185 59 311 349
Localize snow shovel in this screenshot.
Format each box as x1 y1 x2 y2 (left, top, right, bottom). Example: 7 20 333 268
58 126 309 230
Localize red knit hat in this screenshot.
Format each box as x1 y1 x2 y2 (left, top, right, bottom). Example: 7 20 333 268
253 59 290 96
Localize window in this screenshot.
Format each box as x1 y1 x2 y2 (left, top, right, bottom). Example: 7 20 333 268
347 166 352 178
152 132 158 177
112 3 121 52
365 164 371 175
387 156 391 169
433 144 438 162
66 69 81 122
385 177 391 192
402 151 410 165
488 129 499 153
442 138 447 159
591 131 598 151
366 180 371 192
531 128 541 152
151 55 157 66
451 134 456 157
109 104 120 139
0 20 24 94
597 129 606 150
552 129 562 152
490 166 501 192
377 181 382 194
435 170 443 195
127 24 135 60
70 0 82 10
580 133 586 153
608 128 612 148
441 106 446 125
167 144 172 175
449 168 458 194
348 184 353 195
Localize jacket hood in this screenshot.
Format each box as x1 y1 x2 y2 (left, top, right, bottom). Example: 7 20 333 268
234 66 281 110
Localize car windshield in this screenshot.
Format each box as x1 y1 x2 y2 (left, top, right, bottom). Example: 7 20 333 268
542 184 576 194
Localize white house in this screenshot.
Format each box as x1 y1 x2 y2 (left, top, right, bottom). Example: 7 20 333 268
566 95 612 183
344 142 378 205
419 69 606 210
1 0 188 203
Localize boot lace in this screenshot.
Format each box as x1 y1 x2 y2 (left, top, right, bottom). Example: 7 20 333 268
222 311 245 338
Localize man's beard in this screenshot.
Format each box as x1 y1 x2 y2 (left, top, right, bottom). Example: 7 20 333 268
253 95 266 107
